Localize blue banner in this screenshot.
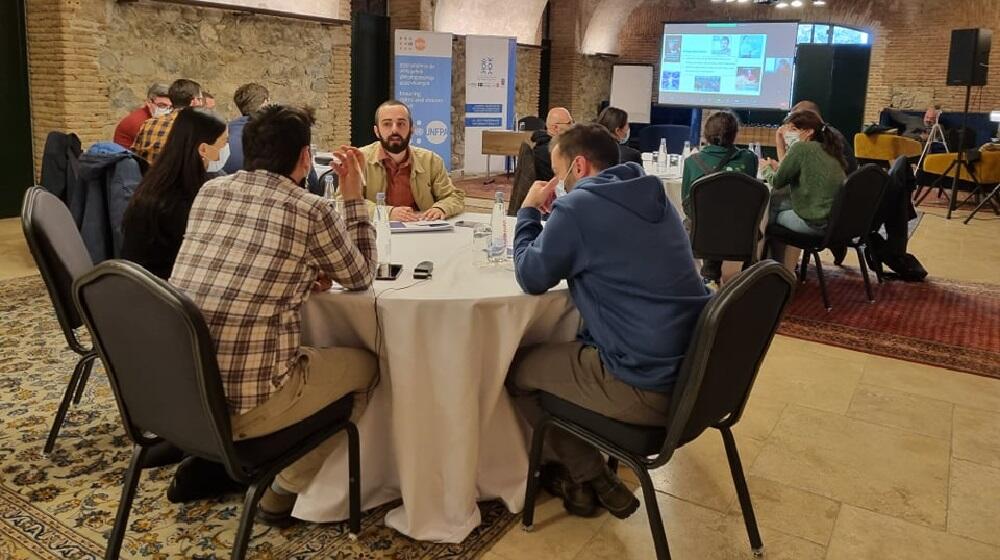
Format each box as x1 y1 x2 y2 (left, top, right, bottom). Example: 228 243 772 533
395 30 453 170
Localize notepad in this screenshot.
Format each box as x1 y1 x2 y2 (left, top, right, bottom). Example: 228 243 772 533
389 220 455 233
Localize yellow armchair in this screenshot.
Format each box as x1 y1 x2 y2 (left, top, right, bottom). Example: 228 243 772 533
921 151 1000 184
854 133 923 165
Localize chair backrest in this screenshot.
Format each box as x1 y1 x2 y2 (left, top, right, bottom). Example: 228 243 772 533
639 124 692 153
689 172 770 263
822 164 889 248
508 142 536 216
73 260 242 472
654 261 795 467
20 186 94 351
518 116 545 132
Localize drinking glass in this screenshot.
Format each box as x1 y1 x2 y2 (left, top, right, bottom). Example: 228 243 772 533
668 154 682 177
472 223 492 267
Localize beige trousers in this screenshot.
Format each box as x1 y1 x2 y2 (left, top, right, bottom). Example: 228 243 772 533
507 341 672 483
231 346 377 493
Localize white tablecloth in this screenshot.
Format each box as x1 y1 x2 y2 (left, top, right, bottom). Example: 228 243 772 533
293 214 580 542
659 175 685 220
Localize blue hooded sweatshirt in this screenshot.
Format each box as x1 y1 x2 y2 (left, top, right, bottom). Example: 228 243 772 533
514 162 712 392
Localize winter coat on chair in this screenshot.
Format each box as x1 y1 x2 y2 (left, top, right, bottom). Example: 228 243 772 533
77 143 146 262
40 131 82 204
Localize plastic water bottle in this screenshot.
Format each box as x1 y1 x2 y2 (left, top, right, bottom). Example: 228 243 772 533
375 192 392 277
682 140 692 159
489 191 507 263
658 137 667 160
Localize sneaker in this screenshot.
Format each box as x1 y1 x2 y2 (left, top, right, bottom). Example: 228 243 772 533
256 487 297 528
166 457 246 503
539 463 600 518
588 467 639 519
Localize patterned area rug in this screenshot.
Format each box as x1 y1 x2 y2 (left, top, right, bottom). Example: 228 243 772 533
778 266 1000 379
0 275 515 559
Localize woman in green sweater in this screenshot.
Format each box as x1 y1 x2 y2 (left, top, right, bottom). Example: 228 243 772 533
762 110 848 236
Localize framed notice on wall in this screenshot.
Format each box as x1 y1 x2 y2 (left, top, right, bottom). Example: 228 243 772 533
151 0 342 21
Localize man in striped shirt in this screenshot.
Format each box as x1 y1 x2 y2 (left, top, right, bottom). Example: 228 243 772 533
170 105 377 525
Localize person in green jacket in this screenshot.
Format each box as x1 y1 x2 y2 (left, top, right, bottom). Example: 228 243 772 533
762 110 848 269
681 110 758 282
762 110 848 235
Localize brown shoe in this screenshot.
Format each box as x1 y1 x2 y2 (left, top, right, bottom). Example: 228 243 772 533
256 487 297 528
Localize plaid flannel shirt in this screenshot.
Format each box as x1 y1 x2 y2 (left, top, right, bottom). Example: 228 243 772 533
170 170 377 414
131 110 178 164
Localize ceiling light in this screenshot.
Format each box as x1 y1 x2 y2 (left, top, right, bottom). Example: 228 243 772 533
791 0 803 6
813 0 826 4
738 0 752 3
775 1 789 7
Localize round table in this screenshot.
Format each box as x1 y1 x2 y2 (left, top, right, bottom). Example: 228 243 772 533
658 173 685 220
293 214 580 542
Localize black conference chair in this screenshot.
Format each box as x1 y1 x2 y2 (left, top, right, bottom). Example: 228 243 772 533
689 172 770 270
20 186 99 454
73 261 361 560
766 165 890 311
518 115 546 132
639 124 692 154
509 142 536 216
521 261 796 560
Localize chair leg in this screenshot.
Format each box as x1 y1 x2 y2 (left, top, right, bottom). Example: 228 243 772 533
72 353 96 405
635 466 671 560
45 352 96 454
521 418 550 531
346 422 361 539
720 428 764 557
813 251 831 311
105 444 148 560
797 250 809 283
855 246 875 303
231 479 269 560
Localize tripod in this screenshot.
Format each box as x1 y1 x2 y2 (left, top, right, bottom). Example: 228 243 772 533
921 86 985 220
916 114 948 171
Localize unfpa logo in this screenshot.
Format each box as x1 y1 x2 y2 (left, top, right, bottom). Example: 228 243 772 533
425 120 448 145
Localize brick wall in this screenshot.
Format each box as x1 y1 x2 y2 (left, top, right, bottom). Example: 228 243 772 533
615 0 1000 122
25 0 352 175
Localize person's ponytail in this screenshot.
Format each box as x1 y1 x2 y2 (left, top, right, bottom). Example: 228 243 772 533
816 123 848 172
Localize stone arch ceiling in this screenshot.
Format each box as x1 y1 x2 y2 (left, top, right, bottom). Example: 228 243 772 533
433 0 549 44
580 0 645 54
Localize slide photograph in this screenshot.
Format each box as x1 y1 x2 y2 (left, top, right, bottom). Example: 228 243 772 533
657 21 798 110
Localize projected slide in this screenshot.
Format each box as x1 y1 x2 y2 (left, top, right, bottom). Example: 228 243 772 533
658 22 798 110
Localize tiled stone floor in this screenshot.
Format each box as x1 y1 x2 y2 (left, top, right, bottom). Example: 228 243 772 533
1 199 998 559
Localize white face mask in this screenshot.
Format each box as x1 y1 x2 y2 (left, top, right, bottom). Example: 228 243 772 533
783 131 801 148
206 143 230 173
555 167 573 198
152 106 172 118
620 128 630 145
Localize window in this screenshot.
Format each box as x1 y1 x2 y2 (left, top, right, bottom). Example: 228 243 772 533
797 23 870 45
797 24 814 44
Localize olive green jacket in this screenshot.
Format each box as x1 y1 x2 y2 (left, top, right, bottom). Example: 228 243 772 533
357 142 465 218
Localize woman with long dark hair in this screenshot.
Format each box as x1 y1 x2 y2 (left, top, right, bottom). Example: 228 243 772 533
763 109 847 236
122 108 229 279
596 106 642 164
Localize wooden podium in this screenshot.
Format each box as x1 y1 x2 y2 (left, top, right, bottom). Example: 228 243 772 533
481 130 533 183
